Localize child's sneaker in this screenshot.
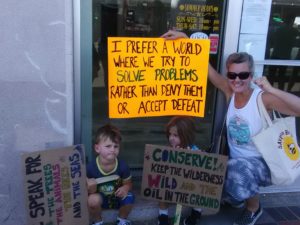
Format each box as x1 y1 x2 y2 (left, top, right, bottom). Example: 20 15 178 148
183 209 202 225
233 205 263 225
158 214 169 225
116 218 131 225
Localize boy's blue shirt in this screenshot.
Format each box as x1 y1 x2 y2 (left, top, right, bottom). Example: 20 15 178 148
86 156 131 196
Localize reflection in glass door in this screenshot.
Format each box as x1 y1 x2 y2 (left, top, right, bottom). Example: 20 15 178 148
262 0 300 192
91 0 227 169
264 1 300 92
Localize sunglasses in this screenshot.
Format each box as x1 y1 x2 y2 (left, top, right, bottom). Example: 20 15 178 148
227 72 251 80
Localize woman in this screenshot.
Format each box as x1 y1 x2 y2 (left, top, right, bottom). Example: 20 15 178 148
161 30 300 225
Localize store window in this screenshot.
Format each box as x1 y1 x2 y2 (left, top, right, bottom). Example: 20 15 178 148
90 0 227 168
264 0 300 92
264 0 300 142
238 0 300 146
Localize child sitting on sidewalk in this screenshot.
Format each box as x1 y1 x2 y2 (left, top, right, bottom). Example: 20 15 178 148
158 116 202 225
86 124 134 225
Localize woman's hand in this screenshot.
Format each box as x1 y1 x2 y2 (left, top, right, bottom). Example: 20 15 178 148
253 76 274 93
254 76 300 116
161 29 188 40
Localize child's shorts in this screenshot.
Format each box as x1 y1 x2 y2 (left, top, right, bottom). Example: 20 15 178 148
100 192 135 209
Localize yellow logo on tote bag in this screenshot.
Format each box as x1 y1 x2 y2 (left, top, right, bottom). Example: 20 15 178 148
278 130 300 161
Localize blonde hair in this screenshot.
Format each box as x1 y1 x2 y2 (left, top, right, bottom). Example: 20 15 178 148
226 52 254 73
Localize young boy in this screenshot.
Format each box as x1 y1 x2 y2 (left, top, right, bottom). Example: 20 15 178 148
86 124 134 225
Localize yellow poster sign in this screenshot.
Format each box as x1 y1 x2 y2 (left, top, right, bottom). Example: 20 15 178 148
108 37 210 118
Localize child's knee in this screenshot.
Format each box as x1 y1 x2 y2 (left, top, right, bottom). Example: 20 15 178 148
88 193 102 208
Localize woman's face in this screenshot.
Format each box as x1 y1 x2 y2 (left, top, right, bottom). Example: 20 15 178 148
227 62 252 93
168 126 181 148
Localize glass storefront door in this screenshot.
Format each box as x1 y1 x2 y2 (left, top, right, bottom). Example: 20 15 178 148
264 0 300 192
264 1 300 93
76 0 300 192
90 0 228 168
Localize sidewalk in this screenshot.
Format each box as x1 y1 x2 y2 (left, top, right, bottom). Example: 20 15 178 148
102 192 300 225
199 198 300 225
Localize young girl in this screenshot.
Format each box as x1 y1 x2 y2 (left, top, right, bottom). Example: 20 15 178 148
158 116 202 225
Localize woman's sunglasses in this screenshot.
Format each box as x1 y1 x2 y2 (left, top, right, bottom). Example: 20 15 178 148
227 72 251 80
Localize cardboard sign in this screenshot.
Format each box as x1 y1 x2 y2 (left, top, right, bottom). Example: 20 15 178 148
107 37 210 118
141 144 228 215
21 145 88 225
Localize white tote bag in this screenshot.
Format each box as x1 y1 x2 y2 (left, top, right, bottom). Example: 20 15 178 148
252 92 300 185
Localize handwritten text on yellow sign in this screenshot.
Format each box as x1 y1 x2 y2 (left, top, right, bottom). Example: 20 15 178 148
108 37 210 118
